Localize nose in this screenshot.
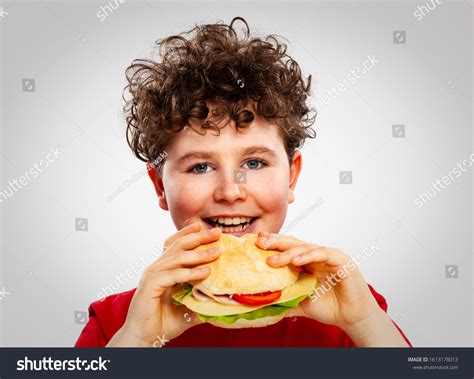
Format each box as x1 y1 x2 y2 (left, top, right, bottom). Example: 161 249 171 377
213 170 247 203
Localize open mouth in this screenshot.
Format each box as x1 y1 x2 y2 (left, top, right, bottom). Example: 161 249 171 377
203 216 258 233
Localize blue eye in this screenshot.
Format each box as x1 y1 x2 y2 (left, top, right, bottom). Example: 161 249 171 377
188 159 266 174
244 159 266 169
190 163 212 174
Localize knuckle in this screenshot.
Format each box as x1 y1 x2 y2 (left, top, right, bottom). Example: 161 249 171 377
162 240 173 253
181 268 196 279
157 273 172 287
311 246 324 254
203 228 216 237
139 271 153 287
200 249 212 258
141 268 155 281
334 248 347 257
190 249 216 263
182 249 198 260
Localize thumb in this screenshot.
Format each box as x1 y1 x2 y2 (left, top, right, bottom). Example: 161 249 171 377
179 308 203 329
285 306 306 318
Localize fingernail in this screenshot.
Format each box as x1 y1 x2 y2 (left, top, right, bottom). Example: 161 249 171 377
293 255 302 262
208 247 219 254
211 227 220 233
198 267 209 273
270 255 279 262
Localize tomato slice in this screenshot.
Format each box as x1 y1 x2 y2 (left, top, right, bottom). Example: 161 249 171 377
233 290 282 306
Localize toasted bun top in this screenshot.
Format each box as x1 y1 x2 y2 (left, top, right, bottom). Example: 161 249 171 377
189 233 299 295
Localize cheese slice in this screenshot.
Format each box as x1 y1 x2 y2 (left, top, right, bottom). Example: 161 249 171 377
173 273 317 316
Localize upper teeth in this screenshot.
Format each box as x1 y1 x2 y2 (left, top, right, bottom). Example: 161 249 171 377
210 217 252 225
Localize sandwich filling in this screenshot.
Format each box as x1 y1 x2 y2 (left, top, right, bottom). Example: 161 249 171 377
191 285 281 305
172 273 316 325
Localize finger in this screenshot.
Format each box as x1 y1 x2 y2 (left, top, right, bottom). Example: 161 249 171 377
266 245 311 267
170 226 221 252
180 309 203 328
155 225 222 263
293 247 349 268
163 222 203 252
256 233 314 252
150 227 221 271
141 266 211 296
285 306 305 318
291 249 329 266
154 247 221 271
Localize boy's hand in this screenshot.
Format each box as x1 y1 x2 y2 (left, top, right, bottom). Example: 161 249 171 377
256 232 409 347
256 231 380 331
107 222 222 347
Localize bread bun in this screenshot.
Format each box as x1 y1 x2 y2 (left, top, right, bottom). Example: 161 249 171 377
189 233 298 295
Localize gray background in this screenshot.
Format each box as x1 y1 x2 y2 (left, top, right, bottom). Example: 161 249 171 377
0 0 472 347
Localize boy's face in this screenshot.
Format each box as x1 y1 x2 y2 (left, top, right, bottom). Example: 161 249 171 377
149 106 302 236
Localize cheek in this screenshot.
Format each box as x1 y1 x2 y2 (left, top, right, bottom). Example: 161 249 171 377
248 168 289 212
165 178 212 217
251 186 288 213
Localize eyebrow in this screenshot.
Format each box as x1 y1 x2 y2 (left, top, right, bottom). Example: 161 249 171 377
176 146 278 165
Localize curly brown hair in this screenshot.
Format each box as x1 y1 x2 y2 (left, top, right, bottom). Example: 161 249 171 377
123 17 316 171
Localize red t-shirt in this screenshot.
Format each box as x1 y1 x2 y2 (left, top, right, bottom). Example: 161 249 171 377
75 284 412 347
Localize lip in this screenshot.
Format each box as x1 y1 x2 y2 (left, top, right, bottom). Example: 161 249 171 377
202 216 259 237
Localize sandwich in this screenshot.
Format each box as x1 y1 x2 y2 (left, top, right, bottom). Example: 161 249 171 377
172 233 317 328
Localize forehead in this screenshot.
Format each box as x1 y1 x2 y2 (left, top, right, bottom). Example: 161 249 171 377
166 116 286 158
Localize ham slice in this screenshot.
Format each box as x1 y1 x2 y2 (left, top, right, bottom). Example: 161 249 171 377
192 286 240 305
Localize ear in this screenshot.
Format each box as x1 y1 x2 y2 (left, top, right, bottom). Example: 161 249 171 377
147 162 169 211
288 150 302 204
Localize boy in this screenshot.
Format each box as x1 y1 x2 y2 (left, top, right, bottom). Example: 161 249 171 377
75 17 411 347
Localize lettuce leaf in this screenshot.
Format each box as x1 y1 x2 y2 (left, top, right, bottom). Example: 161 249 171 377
172 283 193 305
276 295 307 308
195 294 308 325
